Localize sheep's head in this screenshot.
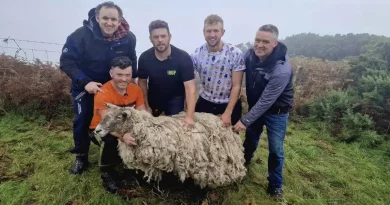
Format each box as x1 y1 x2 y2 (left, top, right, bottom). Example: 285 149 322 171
93 103 134 138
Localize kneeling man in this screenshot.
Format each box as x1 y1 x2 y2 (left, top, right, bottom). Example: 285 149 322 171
89 56 145 194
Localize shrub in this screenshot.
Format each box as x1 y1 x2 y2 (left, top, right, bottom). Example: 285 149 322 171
289 57 350 116
309 90 358 124
0 54 72 119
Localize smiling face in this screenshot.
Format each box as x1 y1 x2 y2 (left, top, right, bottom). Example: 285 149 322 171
203 22 225 48
109 65 132 90
95 6 120 37
253 30 278 60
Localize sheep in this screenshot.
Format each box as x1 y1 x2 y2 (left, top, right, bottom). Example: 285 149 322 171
92 103 247 189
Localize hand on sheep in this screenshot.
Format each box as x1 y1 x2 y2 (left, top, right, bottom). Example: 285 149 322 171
145 105 152 113
220 112 232 127
85 82 104 94
183 115 195 128
122 133 137 146
233 120 246 133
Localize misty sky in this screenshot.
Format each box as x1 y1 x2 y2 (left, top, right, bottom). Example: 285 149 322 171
0 0 389 63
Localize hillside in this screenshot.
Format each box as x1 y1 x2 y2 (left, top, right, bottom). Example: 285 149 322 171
236 33 390 61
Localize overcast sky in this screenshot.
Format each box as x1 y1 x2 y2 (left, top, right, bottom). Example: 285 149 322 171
0 0 389 63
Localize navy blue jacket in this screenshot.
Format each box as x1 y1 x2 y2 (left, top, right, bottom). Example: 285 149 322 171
60 8 138 90
241 42 294 127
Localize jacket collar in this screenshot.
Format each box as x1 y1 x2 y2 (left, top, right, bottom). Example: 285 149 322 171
250 42 288 72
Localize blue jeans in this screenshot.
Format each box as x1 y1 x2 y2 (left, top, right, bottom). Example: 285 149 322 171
243 113 289 190
70 89 94 154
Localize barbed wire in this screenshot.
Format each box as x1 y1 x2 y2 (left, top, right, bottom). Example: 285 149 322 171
0 37 64 46
0 46 61 54
1 36 143 65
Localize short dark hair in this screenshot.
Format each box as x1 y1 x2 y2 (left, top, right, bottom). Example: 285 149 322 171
110 56 132 70
95 1 123 20
149 20 170 35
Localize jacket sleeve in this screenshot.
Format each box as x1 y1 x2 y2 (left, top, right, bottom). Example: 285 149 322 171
59 31 92 90
240 66 291 127
128 32 138 78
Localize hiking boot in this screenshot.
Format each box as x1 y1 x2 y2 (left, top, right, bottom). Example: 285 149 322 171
101 171 119 194
69 154 88 175
267 186 284 199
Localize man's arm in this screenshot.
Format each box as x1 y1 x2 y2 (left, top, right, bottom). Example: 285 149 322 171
138 79 150 110
184 79 196 118
223 50 246 118
136 54 151 110
60 32 92 90
240 71 291 127
223 71 244 116
181 53 197 120
135 86 146 111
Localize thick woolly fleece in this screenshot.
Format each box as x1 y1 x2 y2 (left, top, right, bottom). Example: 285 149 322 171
94 104 247 189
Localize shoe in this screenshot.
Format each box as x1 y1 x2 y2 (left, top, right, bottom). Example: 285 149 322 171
69 154 88 175
101 171 119 194
267 185 284 199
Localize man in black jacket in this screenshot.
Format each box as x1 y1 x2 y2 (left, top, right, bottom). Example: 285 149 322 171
60 1 138 175
233 24 294 199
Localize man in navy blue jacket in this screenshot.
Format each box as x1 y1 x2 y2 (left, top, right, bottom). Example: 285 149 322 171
60 1 138 175
233 24 294 199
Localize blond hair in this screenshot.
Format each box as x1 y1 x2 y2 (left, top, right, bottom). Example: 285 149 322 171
204 14 224 29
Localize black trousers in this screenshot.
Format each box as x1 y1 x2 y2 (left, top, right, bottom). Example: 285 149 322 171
149 96 185 117
99 134 122 168
195 96 242 125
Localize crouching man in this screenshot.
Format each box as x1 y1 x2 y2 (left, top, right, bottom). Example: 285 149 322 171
233 24 294 199
89 56 145 194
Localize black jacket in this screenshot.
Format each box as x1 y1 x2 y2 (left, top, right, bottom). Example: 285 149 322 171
241 42 294 127
59 8 138 91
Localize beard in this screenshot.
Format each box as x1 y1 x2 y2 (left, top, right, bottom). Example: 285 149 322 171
154 43 169 53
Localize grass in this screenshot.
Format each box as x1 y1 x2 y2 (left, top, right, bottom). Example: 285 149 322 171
0 112 389 205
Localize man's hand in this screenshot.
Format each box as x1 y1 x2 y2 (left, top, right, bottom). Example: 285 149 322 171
122 133 137 146
220 112 232 128
233 120 246 133
183 115 195 128
145 105 152 113
85 82 104 94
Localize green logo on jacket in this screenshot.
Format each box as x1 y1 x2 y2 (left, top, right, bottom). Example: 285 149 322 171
167 70 176 75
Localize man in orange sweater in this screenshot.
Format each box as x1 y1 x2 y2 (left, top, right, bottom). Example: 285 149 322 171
89 56 145 194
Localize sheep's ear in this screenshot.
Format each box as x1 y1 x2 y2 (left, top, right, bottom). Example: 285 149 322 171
105 102 119 108
122 110 132 119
